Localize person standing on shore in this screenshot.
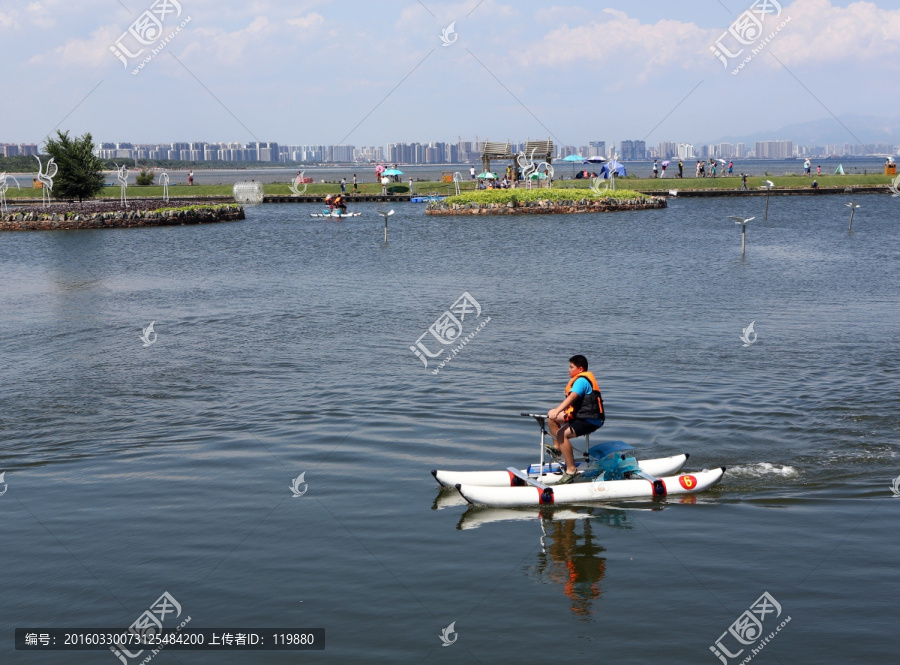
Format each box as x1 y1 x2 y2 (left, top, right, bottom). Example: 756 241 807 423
661 162 667 178
470 165 476 180
728 161 734 177
695 161 701 178
804 158 811 176
652 160 659 178
408 177 414 194
699 161 705 177
741 173 749 191
352 174 358 194
816 165 822 175
711 161 717 178
340 177 346 194
678 160 684 178
188 170 194 186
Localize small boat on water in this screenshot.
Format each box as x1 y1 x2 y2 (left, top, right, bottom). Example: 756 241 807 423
310 210 361 218
434 413 726 508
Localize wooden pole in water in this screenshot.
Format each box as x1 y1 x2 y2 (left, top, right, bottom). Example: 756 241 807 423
764 192 770 219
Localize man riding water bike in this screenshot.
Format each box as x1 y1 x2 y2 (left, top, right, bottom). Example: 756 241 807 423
547 355 605 484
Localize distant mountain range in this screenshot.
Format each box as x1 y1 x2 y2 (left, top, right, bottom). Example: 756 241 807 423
710 114 900 148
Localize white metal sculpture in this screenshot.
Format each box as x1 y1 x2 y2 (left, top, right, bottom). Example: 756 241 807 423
517 148 537 188
35 155 58 207
608 152 619 191
114 163 129 207
453 171 462 195
537 161 554 188
160 172 170 203
233 181 264 204
288 171 308 196
0 172 21 213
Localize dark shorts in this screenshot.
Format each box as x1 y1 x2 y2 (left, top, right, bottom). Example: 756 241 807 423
566 418 602 438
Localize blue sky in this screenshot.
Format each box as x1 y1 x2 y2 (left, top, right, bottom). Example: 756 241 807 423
2 0 900 149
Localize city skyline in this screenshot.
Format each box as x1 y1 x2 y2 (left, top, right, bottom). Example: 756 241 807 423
3 135 896 165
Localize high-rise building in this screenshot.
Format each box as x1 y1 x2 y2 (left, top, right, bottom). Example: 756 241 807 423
588 141 605 158
754 140 793 159
331 145 354 162
677 143 694 159
717 143 735 158
736 143 747 158
620 140 646 160
658 141 677 159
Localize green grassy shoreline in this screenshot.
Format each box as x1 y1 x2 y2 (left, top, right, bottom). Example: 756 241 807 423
2 173 892 200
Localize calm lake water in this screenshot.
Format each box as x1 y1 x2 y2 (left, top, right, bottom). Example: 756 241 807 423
1 193 898 664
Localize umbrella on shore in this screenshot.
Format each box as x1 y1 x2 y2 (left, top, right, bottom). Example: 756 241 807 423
661 160 671 166
562 153 584 176
477 172 497 179
382 168 403 176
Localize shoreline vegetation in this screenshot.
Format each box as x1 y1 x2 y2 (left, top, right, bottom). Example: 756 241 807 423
0 201 244 231
444 188 652 205
428 188 665 215
2 174 892 201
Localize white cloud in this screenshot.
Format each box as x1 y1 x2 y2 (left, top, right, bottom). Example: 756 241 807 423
764 0 900 65
287 12 324 30
29 25 122 69
0 11 18 29
521 1 900 78
521 9 710 76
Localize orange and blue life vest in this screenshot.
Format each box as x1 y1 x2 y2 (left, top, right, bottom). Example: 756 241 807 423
564 371 604 423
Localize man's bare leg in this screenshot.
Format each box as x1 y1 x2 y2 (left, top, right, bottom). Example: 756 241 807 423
549 419 577 475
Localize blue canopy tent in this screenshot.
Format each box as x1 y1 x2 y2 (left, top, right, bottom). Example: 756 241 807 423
599 161 627 178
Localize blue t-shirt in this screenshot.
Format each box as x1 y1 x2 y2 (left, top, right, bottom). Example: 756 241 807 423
570 377 604 426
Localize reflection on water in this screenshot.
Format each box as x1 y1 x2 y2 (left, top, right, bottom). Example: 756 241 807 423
467 507 626 619
528 513 615 618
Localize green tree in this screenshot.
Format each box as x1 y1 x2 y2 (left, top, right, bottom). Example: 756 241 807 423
44 130 105 202
135 168 155 186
